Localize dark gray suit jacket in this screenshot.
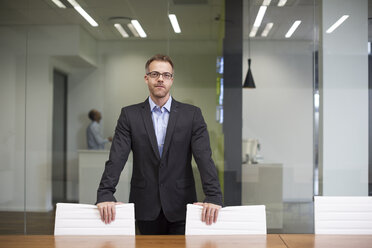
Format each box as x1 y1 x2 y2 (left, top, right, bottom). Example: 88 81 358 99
97 98 222 222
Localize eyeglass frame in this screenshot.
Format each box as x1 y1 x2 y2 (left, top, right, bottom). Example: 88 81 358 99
146 71 174 80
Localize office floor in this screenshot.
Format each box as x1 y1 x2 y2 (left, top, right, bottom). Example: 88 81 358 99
0 202 313 234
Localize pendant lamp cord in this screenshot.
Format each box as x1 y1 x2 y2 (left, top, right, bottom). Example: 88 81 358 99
248 0 251 59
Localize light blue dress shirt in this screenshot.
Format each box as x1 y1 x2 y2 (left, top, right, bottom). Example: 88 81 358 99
149 96 172 157
86 121 109 150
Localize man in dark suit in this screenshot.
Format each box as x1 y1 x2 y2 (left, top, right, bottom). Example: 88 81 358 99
96 54 222 235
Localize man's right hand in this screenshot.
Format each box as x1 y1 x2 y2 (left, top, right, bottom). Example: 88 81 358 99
96 201 124 224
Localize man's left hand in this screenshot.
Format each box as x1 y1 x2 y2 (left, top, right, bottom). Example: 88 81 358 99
193 202 222 225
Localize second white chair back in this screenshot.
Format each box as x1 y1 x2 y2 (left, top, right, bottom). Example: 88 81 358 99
185 204 266 235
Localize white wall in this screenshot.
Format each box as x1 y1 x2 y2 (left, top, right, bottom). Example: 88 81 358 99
0 25 97 211
242 40 314 202
321 0 368 195
0 27 27 209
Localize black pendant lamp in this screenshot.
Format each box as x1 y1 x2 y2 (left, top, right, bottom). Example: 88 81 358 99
243 58 256 88
243 0 256 89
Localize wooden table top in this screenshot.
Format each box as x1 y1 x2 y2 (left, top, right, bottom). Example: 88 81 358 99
0 234 371 248
280 234 372 248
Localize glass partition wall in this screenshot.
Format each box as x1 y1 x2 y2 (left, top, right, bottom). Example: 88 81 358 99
241 0 370 234
242 0 316 233
0 0 225 234
0 0 370 235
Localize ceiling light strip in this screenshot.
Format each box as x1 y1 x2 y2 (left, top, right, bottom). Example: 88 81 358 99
114 24 129 38
285 20 301 38
249 26 259 37
277 0 287 7
326 15 349 33
250 6 267 37
131 20 147 38
168 14 181 33
262 0 271 6
127 23 140 37
67 0 98 27
261 22 273 37
51 0 66 8
253 6 267 28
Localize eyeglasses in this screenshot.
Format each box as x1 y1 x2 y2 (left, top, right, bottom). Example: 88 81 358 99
147 71 173 80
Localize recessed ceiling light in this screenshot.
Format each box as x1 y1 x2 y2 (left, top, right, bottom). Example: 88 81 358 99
253 6 267 27
114 24 129 38
127 23 140 37
262 0 271 6
261 23 273 37
131 20 147 38
168 14 181 33
67 0 98 27
250 6 267 37
285 20 301 38
278 0 287 7
326 15 349 33
51 0 66 8
249 26 259 37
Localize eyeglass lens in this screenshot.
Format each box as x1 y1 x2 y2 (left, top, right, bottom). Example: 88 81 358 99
148 71 173 79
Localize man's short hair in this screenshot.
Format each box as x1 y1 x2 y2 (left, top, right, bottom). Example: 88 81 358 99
88 109 96 121
145 54 174 73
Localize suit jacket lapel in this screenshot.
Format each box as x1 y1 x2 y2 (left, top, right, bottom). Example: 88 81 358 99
141 99 161 160
162 99 179 160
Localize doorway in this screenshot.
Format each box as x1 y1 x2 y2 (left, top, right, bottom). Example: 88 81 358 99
52 70 68 204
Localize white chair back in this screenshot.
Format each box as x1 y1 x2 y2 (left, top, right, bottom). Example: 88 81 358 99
54 203 135 235
185 204 266 235
314 196 372 234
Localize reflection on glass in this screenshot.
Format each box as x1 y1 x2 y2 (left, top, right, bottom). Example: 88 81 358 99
186 235 269 248
0 0 225 235
55 236 135 248
242 0 316 233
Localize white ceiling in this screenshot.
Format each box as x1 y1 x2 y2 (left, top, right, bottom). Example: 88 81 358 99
0 0 224 40
0 0 370 41
246 0 317 41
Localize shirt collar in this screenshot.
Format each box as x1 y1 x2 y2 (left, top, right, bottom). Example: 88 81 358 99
149 96 172 113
